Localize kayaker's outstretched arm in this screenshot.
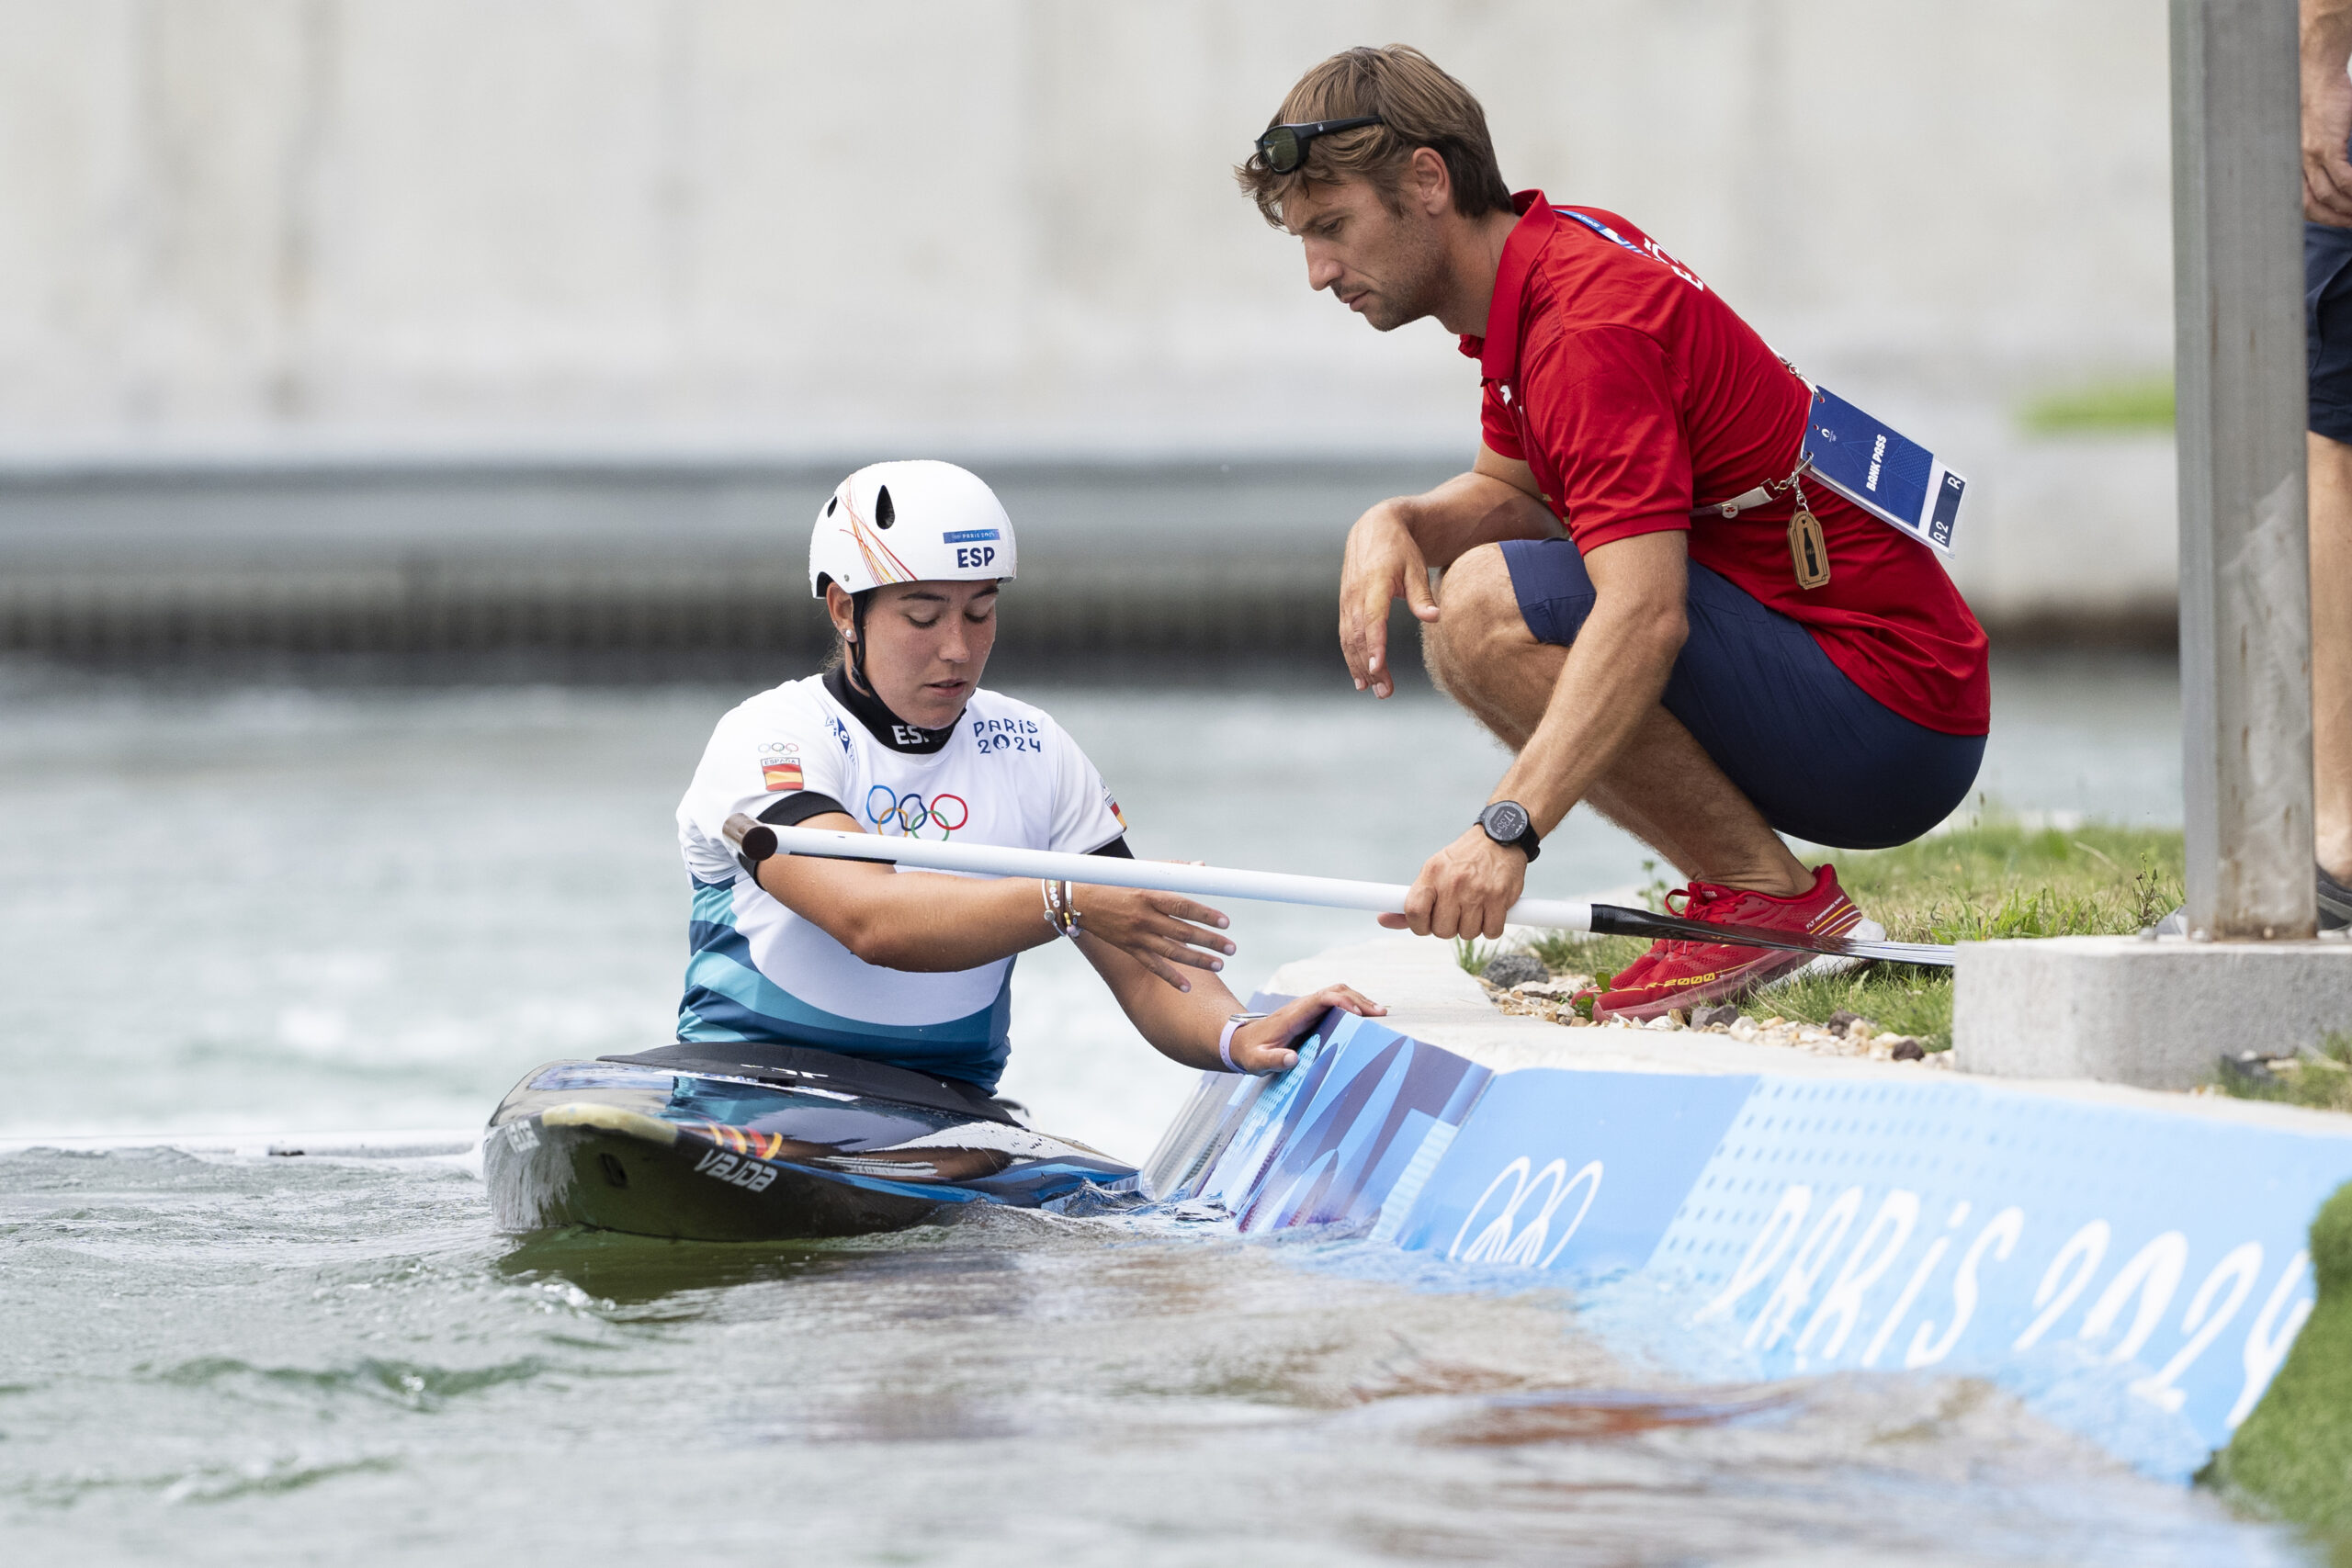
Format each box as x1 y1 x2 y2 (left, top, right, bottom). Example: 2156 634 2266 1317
1080 930 1387 1075
755 810 1237 987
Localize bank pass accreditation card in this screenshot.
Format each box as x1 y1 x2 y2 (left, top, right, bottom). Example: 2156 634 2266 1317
1799 388 1964 555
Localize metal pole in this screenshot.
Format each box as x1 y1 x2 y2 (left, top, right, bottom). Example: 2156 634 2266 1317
2172 0 2316 940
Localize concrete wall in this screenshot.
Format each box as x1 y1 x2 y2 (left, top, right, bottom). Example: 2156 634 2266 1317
0 0 2181 635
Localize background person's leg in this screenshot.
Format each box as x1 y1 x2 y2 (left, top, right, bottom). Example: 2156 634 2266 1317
1422 543 1810 896
2302 220 2352 922
2312 432 2352 884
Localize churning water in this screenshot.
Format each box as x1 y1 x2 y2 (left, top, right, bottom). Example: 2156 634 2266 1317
3 653 2300 1565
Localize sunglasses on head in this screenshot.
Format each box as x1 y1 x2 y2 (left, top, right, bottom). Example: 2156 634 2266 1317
1253 116 1384 175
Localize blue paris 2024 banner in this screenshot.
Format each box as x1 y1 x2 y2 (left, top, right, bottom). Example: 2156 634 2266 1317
1148 1008 2352 1481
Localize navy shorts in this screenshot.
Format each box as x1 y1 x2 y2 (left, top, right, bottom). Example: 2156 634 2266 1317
1499 538 1985 849
2310 221 2352 443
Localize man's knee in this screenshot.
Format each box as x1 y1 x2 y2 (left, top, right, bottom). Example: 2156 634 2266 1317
1429 545 1534 671
1422 546 1546 720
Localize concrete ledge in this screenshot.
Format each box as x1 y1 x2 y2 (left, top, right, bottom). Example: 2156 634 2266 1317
1269 932 2352 1133
1955 935 2352 1089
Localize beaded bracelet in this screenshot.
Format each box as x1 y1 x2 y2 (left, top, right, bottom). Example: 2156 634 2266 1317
1039 878 1080 940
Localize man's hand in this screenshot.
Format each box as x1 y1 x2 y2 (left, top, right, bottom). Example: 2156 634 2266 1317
2307 3 2352 225
1070 886 1235 991
1335 454 1555 699
1380 826 1529 941
1339 499 1439 699
1226 984 1386 1075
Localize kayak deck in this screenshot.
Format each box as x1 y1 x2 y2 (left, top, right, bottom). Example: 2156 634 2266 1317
484 1043 1138 1242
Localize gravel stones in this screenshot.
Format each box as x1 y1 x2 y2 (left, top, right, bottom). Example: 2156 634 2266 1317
1471 980 1947 1066
1479 952 1549 989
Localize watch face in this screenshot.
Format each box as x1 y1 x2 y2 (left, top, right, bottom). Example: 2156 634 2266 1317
1483 802 1530 841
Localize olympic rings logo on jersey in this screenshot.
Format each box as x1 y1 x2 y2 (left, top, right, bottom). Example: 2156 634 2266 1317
864 785 972 839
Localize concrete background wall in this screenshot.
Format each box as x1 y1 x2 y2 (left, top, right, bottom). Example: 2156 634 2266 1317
0 0 2182 638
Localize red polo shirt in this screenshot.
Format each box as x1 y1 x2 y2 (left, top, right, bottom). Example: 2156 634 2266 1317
1466 191 1989 736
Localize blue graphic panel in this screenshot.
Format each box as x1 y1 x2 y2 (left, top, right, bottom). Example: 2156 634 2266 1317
1234 1017 1489 1235
1653 1076 2352 1461
1135 1008 2352 1478
1393 1068 1753 1277
1194 1010 1346 1208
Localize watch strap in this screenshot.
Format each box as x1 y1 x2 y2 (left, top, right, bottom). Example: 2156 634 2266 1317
1219 1012 1266 1073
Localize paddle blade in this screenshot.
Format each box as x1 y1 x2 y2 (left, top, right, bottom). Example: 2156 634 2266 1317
1585 902 1955 969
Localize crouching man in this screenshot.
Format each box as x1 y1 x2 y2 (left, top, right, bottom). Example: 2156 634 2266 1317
1238 46 1990 1018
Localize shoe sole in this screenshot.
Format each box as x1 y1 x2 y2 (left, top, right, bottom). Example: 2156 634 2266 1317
1592 950 1818 1021
1593 918 1887 1021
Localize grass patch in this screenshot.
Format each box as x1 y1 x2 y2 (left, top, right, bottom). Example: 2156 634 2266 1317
1524 930 1650 984
2018 373 2175 436
2215 1032 2352 1112
1513 816 2185 1050
1453 936 1495 976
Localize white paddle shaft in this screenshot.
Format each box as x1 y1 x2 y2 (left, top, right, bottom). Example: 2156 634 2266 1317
732 820 1599 932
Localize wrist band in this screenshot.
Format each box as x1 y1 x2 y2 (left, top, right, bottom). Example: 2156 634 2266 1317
1219 1011 1267 1073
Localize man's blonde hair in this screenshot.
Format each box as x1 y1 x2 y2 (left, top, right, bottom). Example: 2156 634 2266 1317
1236 45 1511 227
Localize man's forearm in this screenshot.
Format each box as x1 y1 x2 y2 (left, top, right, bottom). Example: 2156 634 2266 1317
2307 0 2352 116
2310 0 2352 65
1397 471 1556 570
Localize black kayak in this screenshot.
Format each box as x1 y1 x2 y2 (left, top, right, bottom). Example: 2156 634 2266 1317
482 1040 1140 1241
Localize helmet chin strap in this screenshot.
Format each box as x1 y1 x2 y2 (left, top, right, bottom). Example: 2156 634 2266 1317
855 587 875 686
846 590 872 691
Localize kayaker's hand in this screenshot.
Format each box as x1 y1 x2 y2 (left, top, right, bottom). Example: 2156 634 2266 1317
1228 985 1385 1074
1072 885 1235 992
1381 827 1525 941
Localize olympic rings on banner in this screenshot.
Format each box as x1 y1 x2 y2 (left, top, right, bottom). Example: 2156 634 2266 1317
862 785 970 839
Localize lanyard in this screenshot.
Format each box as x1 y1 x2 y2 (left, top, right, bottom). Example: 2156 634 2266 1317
1552 206 1642 254
1548 205 1827 584
1553 205 1712 298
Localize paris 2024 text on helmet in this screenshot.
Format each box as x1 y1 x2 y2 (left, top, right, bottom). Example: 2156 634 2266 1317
809 460 1019 598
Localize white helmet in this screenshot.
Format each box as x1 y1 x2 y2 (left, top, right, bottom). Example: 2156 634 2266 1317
809 459 1017 598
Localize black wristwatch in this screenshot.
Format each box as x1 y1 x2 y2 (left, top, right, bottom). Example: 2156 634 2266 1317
1476 800 1542 863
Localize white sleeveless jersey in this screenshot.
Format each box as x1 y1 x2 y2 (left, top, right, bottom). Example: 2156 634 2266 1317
673 672 1125 1090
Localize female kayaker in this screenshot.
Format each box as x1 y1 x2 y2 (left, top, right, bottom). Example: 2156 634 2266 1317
674 459 1380 1096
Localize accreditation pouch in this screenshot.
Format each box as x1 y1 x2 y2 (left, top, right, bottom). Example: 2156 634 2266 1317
1798 387 1965 555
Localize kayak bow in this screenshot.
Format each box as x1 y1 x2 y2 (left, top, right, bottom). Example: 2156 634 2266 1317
484 1040 1138 1242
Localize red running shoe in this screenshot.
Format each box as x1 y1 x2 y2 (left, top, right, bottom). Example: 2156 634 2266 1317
1584 865 1880 1021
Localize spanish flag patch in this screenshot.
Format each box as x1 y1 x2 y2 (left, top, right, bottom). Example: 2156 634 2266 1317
763 758 804 792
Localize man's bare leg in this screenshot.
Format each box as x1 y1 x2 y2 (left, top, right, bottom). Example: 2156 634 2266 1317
1423 545 1811 897
2312 431 2352 883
